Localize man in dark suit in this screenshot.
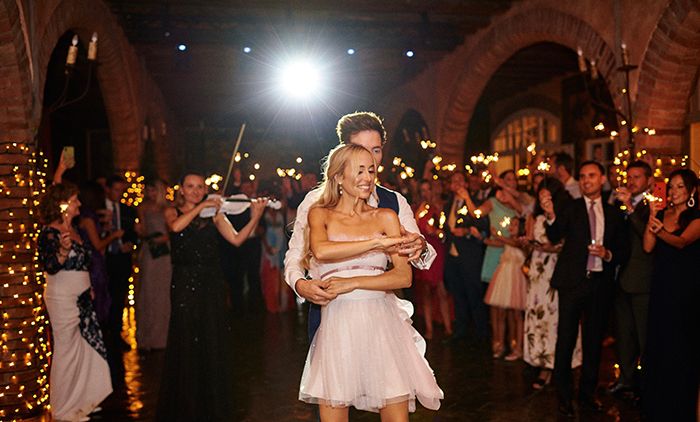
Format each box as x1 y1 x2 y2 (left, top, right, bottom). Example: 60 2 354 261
540 161 628 417
608 161 654 397
104 176 137 378
443 172 490 343
220 179 264 313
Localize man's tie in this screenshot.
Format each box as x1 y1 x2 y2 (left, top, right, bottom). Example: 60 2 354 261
587 200 597 271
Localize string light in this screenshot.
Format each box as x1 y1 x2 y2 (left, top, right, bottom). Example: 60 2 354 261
0 141 51 418
121 171 145 207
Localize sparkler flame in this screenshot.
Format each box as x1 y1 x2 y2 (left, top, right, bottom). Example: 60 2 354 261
537 161 551 172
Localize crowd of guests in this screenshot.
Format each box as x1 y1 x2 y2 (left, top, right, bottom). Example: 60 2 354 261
35 153 309 419
402 153 699 419
36 134 698 420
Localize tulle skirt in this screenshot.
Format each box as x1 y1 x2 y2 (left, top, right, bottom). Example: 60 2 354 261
299 291 443 412
484 246 527 310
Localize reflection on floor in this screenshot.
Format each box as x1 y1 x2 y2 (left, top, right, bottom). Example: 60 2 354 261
86 306 640 421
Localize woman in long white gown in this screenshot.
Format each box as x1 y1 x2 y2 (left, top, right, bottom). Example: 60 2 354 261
298 144 443 421
38 183 112 421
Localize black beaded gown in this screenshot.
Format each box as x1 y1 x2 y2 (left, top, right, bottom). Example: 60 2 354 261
643 209 700 421
156 212 234 421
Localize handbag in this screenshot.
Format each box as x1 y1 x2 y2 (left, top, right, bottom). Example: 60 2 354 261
146 232 170 258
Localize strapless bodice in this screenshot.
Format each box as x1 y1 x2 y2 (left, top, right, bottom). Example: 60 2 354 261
312 233 389 301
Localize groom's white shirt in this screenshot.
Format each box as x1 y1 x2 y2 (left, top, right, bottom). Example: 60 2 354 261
284 185 437 297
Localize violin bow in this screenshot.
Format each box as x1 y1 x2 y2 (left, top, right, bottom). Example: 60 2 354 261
221 122 247 195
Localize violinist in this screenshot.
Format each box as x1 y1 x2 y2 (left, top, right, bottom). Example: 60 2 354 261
156 172 266 421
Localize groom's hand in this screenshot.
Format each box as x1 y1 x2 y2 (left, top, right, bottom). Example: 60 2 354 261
295 278 336 305
398 226 426 262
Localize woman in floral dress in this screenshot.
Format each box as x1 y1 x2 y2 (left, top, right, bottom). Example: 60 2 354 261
523 178 581 389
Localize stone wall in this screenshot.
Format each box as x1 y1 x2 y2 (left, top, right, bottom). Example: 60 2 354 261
383 0 699 163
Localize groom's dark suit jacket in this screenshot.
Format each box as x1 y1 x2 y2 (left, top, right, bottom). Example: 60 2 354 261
545 197 629 290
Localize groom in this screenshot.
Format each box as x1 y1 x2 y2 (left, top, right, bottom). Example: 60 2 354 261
284 111 437 340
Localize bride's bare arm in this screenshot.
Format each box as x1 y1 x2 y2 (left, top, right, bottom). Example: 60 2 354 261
309 207 402 261
325 210 412 294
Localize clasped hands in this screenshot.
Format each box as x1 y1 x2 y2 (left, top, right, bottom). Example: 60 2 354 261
298 227 425 305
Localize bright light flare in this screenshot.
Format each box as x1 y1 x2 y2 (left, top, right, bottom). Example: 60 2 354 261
278 59 323 99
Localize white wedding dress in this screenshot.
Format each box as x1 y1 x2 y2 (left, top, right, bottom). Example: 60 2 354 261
299 234 443 412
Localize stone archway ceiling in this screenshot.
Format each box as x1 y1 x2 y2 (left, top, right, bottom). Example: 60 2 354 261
438 8 618 164
634 0 700 150
104 0 517 127
479 42 578 103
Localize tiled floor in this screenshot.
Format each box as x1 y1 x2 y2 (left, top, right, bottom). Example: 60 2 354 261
88 307 640 421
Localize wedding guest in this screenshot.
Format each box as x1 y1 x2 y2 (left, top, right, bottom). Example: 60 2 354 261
548 153 581 199
414 179 452 339
37 183 111 421
443 172 490 344
221 179 265 312
483 217 527 361
608 161 654 397
157 172 266 421
459 170 520 356
523 177 581 389
102 175 138 383
540 161 627 417
77 181 123 326
261 188 290 313
642 169 700 421
135 179 172 350
52 159 122 327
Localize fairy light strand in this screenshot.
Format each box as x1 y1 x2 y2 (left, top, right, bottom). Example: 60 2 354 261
0 141 50 419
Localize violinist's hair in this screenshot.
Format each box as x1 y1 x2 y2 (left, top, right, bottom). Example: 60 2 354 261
301 144 377 269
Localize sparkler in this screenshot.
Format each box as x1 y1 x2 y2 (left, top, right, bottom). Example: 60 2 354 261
537 161 551 173
642 192 663 204
418 205 430 219
499 216 511 228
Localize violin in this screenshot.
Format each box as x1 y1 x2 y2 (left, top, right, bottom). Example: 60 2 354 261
199 194 282 218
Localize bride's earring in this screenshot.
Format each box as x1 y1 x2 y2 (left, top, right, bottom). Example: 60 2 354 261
688 194 696 208
338 184 343 195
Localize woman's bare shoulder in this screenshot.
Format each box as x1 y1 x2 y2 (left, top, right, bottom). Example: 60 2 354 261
370 207 398 220
308 206 329 221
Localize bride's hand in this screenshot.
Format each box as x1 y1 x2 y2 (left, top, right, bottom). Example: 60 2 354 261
324 277 358 296
378 235 408 251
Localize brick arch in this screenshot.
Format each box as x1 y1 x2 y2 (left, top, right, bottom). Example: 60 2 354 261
36 0 144 172
0 0 33 139
439 8 617 164
634 0 700 151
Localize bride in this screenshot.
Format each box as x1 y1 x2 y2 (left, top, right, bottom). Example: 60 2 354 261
298 143 443 422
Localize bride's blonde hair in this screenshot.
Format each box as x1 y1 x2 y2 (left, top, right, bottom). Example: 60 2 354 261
301 144 377 268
